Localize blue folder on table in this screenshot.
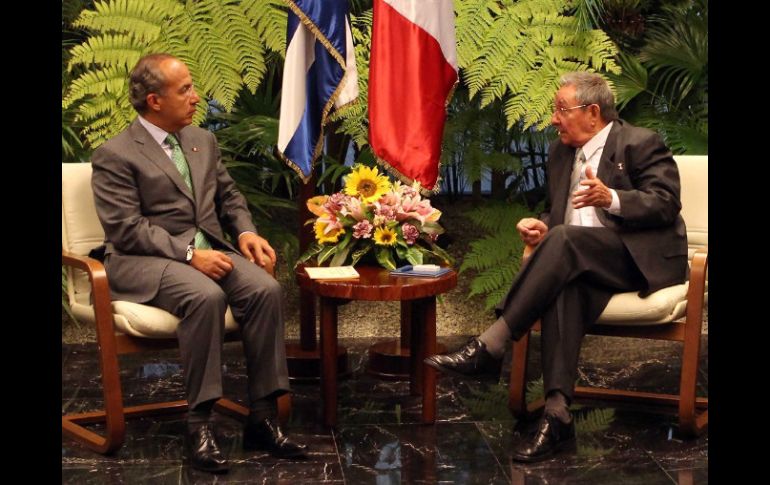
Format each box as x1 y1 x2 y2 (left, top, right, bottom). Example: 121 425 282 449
390 265 452 278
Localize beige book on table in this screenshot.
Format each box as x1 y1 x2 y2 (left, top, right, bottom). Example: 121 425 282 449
304 266 360 280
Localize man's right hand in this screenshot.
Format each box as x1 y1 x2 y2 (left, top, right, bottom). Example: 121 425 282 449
190 249 234 281
516 218 548 247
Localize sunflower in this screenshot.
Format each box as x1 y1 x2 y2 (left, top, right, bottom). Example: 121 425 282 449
344 165 391 203
373 226 397 246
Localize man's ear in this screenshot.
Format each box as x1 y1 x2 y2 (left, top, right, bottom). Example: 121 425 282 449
146 93 161 112
589 103 601 119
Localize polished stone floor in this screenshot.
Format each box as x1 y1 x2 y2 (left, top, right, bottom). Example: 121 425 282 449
62 334 708 484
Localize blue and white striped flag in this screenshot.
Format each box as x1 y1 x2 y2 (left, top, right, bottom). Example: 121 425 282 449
277 0 358 182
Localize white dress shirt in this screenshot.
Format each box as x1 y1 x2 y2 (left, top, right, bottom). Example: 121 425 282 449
568 121 621 227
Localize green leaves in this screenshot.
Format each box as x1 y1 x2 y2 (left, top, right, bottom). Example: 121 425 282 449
456 0 620 130
608 0 708 155
63 0 287 148
375 246 397 270
459 201 537 311
639 0 708 107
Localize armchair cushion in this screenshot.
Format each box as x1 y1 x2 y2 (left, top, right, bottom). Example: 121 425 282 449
596 282 688 326
70 301 239 338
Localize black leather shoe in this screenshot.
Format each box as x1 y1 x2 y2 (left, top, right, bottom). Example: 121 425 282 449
423 337 501 378
243 418 308 459
511 414 576 463
186 423 229 473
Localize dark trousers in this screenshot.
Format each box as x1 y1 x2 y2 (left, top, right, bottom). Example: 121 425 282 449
495 225 646 401
150 251 290 410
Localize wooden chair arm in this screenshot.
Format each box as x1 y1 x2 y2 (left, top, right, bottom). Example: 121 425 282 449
62 251 113 315
686 246 708 312
62 250 118 342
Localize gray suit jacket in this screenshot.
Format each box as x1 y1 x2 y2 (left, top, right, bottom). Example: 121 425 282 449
91 119 257 302
541 119 688 295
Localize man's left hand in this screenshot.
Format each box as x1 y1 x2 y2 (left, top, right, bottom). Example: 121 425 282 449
572 166 612 209
238 232 277 268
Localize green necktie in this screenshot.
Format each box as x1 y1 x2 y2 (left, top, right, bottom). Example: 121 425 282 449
166 134 211 250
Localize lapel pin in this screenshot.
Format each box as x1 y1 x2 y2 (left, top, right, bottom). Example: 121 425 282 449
617 162 624 171
192 147 199 152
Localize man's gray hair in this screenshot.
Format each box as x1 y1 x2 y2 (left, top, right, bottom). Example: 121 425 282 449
559 72 618 121
128 53 177 113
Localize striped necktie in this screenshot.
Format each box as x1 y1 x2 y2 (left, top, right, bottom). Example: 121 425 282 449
166 134 211 249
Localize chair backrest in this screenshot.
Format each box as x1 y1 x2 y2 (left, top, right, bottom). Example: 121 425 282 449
62 163 104 304
673 155 708 258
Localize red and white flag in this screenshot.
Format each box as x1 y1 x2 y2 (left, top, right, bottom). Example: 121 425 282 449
368 0 458 193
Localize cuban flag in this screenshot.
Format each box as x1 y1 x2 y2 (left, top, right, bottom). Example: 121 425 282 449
277 0 359 182
368 0 458 193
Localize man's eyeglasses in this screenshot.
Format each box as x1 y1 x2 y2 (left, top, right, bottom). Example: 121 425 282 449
553 104 590 117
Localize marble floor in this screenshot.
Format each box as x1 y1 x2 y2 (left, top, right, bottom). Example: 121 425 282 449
62 334 708 484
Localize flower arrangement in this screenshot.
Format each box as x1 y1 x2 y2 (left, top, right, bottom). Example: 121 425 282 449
298 164 453 269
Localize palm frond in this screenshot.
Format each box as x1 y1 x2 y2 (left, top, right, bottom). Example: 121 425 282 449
639 0 707 106
607 51 648 110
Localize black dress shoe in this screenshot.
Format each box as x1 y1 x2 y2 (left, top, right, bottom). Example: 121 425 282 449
186 423 229 473
423 337 501 378
243 418 308 459
511 414 576 463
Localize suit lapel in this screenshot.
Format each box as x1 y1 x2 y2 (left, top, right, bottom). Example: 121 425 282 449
593 120 623 226
130 120 194 203
550 145 576 226
596 120 622 181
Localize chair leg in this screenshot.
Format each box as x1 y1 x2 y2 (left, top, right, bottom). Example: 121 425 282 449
509 331 530 417
62 323 126 454
678 307 708 437
277 393 292 424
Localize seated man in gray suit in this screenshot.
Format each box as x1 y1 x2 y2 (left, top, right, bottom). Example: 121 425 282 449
425 71 688 463
91 53 307 473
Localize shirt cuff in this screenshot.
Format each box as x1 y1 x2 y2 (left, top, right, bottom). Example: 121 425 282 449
605 189 621 215
238 231 257 239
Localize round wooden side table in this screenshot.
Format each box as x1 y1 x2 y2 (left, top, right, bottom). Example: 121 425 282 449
296 265 457 427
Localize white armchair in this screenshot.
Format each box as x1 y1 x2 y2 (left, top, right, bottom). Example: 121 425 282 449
61 162 286 454
509 155 708 437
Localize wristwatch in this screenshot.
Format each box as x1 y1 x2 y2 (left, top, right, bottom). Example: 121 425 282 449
185 245 195 263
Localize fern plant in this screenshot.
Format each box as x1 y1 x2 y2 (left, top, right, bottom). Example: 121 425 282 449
456 0 620 131
459 201 540 310
327 9 372 151
574 407 616 457
458 382 515 422
63 0 287 148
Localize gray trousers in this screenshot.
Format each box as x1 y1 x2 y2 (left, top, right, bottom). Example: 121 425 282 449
150 251 290 410
495 225 646 401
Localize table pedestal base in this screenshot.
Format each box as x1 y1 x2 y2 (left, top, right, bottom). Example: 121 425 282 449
286 342 349 381
367 340 447 380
